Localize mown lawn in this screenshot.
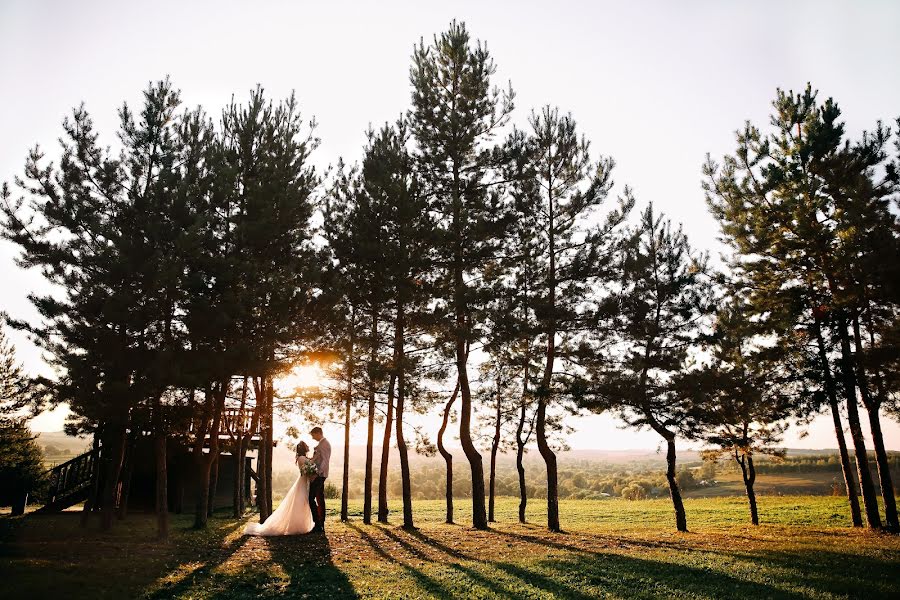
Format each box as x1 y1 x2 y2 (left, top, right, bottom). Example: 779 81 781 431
1 496 898 599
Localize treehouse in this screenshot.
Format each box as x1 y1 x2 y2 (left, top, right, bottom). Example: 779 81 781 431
38 406 264 515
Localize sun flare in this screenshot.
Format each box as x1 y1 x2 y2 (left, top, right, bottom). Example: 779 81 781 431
279 362 325 391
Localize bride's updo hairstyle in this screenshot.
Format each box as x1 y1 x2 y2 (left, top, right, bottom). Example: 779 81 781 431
296 441 310 457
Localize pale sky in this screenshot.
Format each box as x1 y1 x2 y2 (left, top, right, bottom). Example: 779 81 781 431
2 0 899 450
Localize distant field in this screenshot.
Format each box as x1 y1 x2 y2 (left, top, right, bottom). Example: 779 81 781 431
682 471 844 498
2 496 899 599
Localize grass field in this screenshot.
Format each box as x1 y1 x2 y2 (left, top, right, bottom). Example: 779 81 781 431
681 471 844 498
2 496 899 599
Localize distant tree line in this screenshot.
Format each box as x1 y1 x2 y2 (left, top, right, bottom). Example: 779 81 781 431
2 21 898 537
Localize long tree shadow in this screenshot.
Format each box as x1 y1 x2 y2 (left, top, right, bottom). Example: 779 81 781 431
404 528 818 600
491 527 900 599
246 531 357 599
491 526 693 554
143 520 251 599
347 522 449 598
714 546 900 598
503 526 900 598
145 516 357 599
384 527 598 600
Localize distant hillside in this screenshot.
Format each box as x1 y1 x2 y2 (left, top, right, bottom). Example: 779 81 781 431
35 431 90 453
35 431 896 501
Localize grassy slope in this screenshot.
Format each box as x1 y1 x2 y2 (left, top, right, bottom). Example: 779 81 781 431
1 497 899 599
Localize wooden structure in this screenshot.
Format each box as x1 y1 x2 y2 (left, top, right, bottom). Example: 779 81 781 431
37 447 100 513
37 406 262 514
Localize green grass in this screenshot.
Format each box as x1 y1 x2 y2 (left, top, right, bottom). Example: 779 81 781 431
2 497 898 599
682 471 848 498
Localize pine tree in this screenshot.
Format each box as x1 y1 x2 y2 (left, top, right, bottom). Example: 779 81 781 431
476 358 519 523
1 79 188 534
325 152 390 525
588 204 713 532
511 106 626 531
686 299 793 525
704 86 898 529
0 418 47 515
377 120 432 529
0 326 37 417
487 132 542 523
408 21 514 529
186 87 322 527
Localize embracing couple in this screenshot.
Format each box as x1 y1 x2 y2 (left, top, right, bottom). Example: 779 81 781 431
244 426 331 536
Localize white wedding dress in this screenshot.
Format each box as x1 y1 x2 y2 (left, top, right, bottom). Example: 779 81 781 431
244 461 315 536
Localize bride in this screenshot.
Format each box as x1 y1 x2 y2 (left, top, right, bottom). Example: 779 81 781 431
244 441 316 536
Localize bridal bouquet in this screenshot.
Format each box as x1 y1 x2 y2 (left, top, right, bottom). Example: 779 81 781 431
300 460 319 477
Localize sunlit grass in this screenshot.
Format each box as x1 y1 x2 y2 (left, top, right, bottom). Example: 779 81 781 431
2 497 898 599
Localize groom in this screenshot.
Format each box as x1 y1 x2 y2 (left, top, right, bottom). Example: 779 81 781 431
308 426 331 533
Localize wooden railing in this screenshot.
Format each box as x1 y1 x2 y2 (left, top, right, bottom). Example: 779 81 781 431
220 408 259 437
189 408 260 441
42 447 100 509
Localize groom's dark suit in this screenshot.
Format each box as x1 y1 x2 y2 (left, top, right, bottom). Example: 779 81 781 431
309 437 331 531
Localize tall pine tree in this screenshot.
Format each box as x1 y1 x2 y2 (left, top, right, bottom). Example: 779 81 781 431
409 21 514 529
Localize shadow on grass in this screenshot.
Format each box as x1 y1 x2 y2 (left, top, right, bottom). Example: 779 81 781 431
148 518 358 600
386 527 816 600
347 522 447 598
718 546 900 598
260 532 357 599
386 527 598 600
491 528 899 599
144 523 248 599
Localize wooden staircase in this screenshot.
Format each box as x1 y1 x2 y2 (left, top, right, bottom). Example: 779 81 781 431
36 447 100 513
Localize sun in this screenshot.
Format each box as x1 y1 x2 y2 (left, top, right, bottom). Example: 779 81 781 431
279 362 325 391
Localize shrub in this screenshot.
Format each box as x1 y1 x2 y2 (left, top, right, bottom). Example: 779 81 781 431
324 483 340 499
621 483 647 501
0 419 47 515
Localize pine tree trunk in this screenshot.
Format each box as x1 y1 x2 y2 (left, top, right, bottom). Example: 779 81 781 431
437 381 458 524
342 306 357 523
451 160 487 530
829 396 863 523
233 377 248 519
237 407 258 516
151 390 169 539
537 319 559 531
813 316 862 526
852 316 899 530
364 313 378 525
100 413 129 531
738 454 759 526
663 435 687 532
195 458 212 529
81 429 102 528
341 390 352 523
254 377 269 521
489 391 501 523
835 318 881 528
341 379 351 522
458 346 487 529
233 438 244 519
515 432 527 523
207 453 219 517
117 434 135 521
536 396 559 532
865 405 899 531
395 307 414 529
377 374 396 523
264 376 274 518
154 428 169 539
537 158 560 533
196 383 226 529
516 365 529 524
